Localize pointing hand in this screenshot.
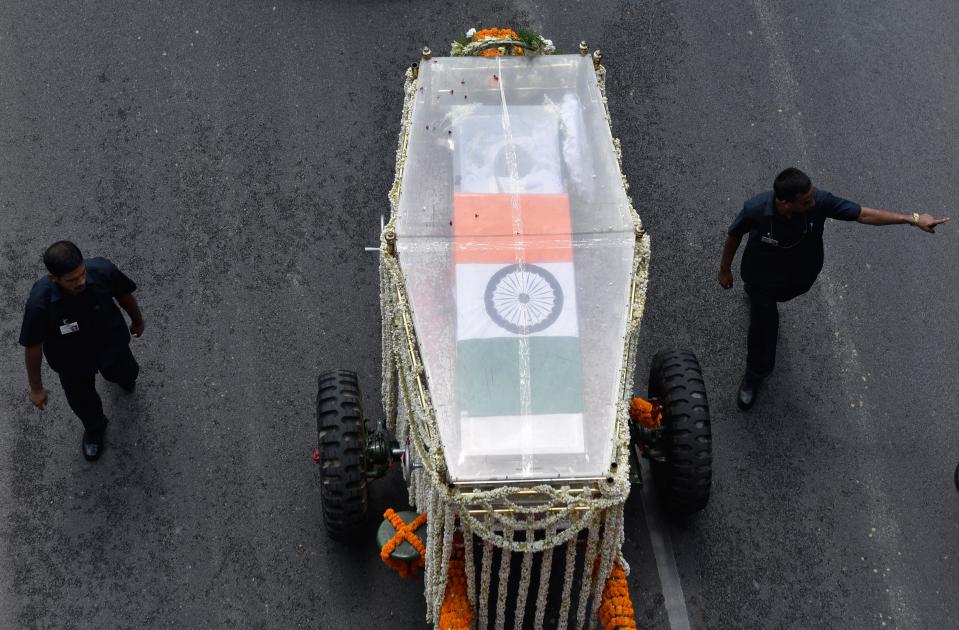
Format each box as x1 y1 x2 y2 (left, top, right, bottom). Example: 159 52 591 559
917 213 949 233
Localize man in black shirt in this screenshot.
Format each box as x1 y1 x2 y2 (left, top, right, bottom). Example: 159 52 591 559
20 241 145 460
719 168 948 410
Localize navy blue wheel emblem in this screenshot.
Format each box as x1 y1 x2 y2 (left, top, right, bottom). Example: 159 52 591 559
484 263 563 334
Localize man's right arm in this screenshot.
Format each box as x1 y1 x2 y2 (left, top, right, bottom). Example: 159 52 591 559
719 233 743 289
25 344 48 410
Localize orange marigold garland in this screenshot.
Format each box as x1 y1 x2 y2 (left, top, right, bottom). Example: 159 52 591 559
380 508 428 578
598 563 637 629
474 27 520 40
629 396 662 430
473 28 522 56
438 533 473 630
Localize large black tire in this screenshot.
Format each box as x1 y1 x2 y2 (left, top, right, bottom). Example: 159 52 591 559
648 350 712 517
317 369 369 539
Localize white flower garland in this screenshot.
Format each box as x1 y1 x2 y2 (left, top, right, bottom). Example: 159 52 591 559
557 534 580 630
576 519 602 629
478 532 494 629
534 524 557 627
494 530 512 630
512 527 535 629
463 519 477 612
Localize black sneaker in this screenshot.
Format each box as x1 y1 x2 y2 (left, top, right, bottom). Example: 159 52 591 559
82 427 106 461
737 373 762 411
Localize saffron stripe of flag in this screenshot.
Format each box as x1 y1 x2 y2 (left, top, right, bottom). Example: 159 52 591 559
453 193 573 264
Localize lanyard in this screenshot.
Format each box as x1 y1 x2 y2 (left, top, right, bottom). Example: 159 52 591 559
760 216 811 249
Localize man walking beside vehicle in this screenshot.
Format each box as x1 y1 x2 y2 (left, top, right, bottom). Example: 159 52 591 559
718 168 948 410
20 241 145 460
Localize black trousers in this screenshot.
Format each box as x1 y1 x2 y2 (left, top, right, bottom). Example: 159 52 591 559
58 346 139 432
744 284 809 379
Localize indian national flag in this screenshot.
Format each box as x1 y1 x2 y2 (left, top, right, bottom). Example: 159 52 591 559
454 192 584 457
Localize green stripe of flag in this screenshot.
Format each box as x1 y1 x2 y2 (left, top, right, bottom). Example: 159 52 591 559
456 337 583 417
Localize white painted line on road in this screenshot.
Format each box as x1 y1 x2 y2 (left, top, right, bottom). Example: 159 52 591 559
637 448 692 630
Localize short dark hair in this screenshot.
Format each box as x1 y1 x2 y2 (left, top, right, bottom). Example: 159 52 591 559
773 168 812 201
43 241 84 276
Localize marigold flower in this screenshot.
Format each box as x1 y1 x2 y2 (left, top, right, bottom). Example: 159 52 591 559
599 563 636 629
380 509 428 578
439 534 473 630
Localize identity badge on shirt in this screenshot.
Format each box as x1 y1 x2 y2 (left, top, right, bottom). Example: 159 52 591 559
59 321 80 335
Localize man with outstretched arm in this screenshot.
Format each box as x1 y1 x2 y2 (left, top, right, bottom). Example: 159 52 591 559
20 241 145 460
718 168 948 410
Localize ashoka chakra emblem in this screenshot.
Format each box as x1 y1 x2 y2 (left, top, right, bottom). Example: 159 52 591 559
484 263 564 334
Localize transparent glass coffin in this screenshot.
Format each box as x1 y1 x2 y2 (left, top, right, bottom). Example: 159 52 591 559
395 55 636 483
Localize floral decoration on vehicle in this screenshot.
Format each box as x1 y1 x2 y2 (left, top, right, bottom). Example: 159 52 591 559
450 27 556 57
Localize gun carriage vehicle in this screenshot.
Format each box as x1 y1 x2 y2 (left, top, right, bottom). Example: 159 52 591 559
315 29 713 629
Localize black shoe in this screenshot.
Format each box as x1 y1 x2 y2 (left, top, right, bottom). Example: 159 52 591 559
82 428 106 461
119 380 136 393
737 373 762 411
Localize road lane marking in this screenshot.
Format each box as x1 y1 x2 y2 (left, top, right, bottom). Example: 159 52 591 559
637 450 692 630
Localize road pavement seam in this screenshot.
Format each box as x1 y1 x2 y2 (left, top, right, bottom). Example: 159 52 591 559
638 454 692 630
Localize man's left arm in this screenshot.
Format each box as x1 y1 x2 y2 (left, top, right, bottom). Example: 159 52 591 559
116 293 145 337
857 207 950 233
103 258 144 337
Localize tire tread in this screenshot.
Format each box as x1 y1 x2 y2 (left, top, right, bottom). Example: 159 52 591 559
648 350 713 516
316 369 369 539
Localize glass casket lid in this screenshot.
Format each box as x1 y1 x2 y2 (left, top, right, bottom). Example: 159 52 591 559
394 54 636 483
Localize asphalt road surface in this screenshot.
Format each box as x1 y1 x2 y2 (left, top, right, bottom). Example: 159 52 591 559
1 2 957 628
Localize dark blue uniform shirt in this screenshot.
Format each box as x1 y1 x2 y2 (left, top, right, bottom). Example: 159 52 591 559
728 189 861 298
19 257 137 374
